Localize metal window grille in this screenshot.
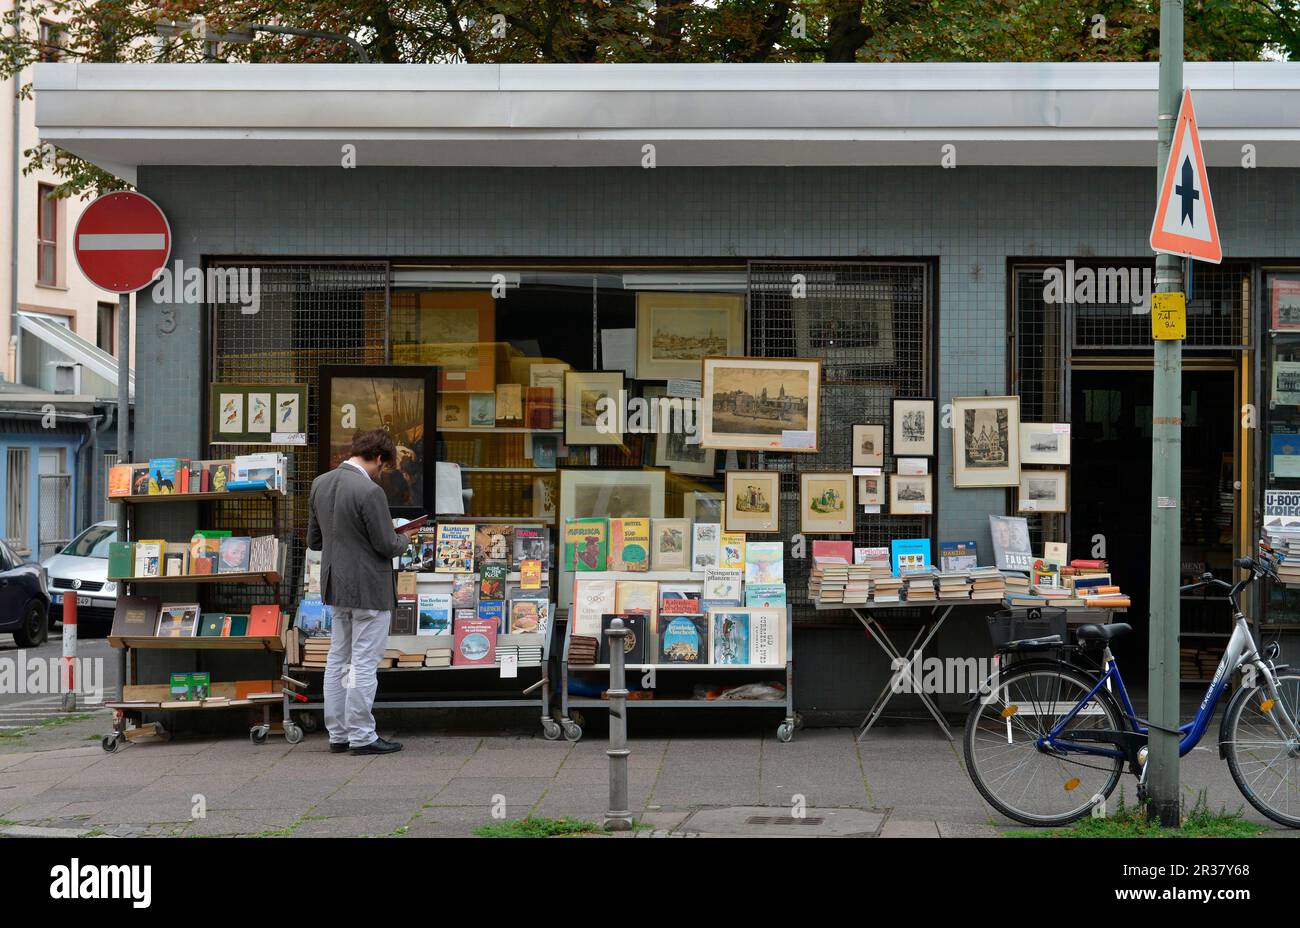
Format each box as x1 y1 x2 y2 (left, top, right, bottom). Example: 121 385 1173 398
209 262 390 609
38 472 71 560
748 260 933 618
5 447 29 551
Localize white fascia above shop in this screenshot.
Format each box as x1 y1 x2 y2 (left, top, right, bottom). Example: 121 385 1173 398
32 60 1300 182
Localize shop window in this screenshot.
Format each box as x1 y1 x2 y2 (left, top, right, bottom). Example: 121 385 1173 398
38 21 62 63
96 302 115 354
5 447 30 552
1263 270 1300 626
36 183 59 286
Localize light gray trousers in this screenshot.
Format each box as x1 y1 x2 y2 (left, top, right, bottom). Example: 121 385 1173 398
323 607 391 747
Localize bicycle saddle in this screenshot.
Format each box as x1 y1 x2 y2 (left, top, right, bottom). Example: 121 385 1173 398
1075 622 1132 646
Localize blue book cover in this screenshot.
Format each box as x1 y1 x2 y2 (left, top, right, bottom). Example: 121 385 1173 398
710 611 750 664
295 600 333 638
147 458 178 494
658 615 708 664
939 540 978 572
477 599 505 634
891 538 931 576
418 593 453 636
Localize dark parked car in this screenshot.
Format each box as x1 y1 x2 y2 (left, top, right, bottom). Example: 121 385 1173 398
0 538 50 647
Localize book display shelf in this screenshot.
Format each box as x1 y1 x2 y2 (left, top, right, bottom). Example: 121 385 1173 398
558 570 797 743
102 484 294 752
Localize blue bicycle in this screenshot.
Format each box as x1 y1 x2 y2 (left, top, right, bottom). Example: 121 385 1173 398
964 544 1300 827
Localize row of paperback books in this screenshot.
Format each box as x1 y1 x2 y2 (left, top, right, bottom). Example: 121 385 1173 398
110 595 285 639
395 589 552 639
107 534 282 579
404 523 551 573
1006 558 1129 608
562 518 761 574
108 453 288 497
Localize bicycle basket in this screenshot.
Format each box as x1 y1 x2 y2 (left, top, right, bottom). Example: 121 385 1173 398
986 607 1069 650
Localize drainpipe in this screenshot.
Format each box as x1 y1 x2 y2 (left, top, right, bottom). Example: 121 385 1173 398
9 1 22 384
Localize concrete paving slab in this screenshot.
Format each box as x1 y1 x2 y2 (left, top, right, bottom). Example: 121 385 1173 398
427 776 550 809
294 813 413 838
676 806 885 837
879 818 941 837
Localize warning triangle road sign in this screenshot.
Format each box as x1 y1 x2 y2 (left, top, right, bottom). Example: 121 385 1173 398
1150 88 1222 264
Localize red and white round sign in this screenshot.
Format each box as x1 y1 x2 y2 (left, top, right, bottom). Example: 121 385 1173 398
73 191 171 294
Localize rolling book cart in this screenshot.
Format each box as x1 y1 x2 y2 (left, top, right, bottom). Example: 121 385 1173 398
102 486 295 751
286 572 561 739
557 570 797 743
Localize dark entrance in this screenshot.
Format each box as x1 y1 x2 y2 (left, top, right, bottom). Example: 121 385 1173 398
1070 367 1238 677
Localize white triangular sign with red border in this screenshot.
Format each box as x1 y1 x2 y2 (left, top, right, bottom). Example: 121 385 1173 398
1150 88 1221 264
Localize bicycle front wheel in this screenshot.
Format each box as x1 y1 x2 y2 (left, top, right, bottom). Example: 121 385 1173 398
1223 672 1300 829
964 662 1125 826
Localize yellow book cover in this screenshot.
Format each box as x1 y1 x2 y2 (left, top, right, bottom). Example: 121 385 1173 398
719 531 747 571
610 517 650 572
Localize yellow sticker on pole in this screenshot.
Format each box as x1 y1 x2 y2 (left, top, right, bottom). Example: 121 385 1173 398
1152 292 1186 341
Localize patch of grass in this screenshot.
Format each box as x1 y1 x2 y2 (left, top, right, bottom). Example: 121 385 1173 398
475 816 605 838
1005 790 1266 838
0 712 97 740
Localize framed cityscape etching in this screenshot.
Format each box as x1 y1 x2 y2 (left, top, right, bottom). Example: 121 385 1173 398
1020 422 1071 465
564 370 624 446
724 470 781 533
852 424 886 467
889 474 933 515
952 395 1021 487
1018 469 1067 513
799 472 855 534
891 398 935 457
700 357 821 452
635 292 744 381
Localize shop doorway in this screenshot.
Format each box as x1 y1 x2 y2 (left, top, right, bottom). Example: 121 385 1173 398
1069 366 1238 675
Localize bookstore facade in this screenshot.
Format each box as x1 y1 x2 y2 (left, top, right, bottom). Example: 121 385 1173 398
36 61 1300 716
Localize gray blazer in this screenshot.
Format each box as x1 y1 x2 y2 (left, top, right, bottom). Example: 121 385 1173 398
306 463 410 612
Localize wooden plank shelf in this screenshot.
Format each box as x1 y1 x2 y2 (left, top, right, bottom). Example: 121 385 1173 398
108 488 285 504
110 570 282 586
108 635 285 652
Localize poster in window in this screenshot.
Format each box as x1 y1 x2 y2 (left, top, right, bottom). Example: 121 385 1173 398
1272 279 1300 330
1273 361 1300 406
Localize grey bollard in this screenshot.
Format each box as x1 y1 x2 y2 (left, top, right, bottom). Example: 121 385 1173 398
604 618 633 831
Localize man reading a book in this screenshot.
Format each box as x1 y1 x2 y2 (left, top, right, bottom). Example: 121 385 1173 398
308 428 423 755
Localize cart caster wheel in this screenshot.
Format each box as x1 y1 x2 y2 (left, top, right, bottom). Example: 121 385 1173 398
284 723 304 745
569 710 586 728
101 734 121 753
562 721 583 742
793 713 805 731
542 719 562 741
776 722 794 743
296 712 321 734
250 726 269 745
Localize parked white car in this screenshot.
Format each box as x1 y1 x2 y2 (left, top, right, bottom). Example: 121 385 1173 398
41 520 119 635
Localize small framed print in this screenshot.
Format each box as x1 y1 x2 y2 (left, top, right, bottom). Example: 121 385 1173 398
1018 469 1067 513
857 474 884 506
725 470 780 533
684 490 724 524
852 424 885 467
952 395 1021 487
800 472 855 534
1020 422 1071 465
889 474 933 515
891 398 935 457
565 371 624 446
700 357 821 453
438 394 470 429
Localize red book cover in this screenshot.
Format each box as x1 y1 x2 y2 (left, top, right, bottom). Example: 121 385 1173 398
1070 559 1107 569
453 617 497 666
248 605 281 637
812 540 853 563
524 387 553 429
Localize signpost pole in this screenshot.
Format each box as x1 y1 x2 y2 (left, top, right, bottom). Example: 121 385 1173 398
115 290 130 700
1147 0 1184 827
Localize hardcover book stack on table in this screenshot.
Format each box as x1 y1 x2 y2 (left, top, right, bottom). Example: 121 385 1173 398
902 568 937 603
568 635 599 665
936 570 972 600
968 567 1007 601
844 564 871 605
871 575 902 603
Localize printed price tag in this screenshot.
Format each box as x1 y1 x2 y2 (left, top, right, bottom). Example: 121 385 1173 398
1151 292 1186 341
499 652 518 679
852 466 883 476
862 504 881 514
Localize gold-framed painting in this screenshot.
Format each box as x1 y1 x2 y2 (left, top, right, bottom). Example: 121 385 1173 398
724 470 780 533
952 395 1021 487
564 370 624 446
700 357 820 452
799 472 854 534
635 292 744 381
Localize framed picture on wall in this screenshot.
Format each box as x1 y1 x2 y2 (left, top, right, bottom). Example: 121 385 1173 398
1018 469 1067 513
799 472 855 534
1271 278 1300 330
891 398 935 457
209 383 308 445
654 423 717 477
724 470 780 533
407 291 496 393
851 424 886 467
796 285 896 366
952 395 1021 487
889 474 933 515
683 490 724 524
700 357 821 452
857 474 884 506
635 292 745 381
564 371 624 446
1020 423 1071 465
557 468 666 607
319 365 437 517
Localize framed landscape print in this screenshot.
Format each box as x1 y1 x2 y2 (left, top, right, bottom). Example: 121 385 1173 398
564 371 624 446
409 291 496 393
558 468 666 606
700 357 821 452
800 472 855 534
652 398 716 476
952 395 1021 487
891 398 935 457
1018 469 1067 513
889 474 933 515
636 292 745 381
725 470 780 533
1020 422 1071 465
852 424 886 467
319 365 436 518
857 474 884 506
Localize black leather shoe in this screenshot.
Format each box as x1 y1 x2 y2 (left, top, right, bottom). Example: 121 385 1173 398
350 737 403 755
329 742 349 754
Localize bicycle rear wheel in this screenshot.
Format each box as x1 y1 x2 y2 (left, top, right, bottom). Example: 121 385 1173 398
964 662 1125 826
1223 672 1300 829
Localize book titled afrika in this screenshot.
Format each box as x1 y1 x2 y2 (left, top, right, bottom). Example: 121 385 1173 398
564 518 609 572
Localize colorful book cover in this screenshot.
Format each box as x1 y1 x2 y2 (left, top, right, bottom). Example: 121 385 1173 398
651 518 690 570
508 598 550 636
989 515 1034 572
295 600 333 637
703 568 743 605
156 603 200 638
709 610 750 665
217 536 252 574
571 578 616 637
748 608 785 666
597 613 647 666
614 580 658 629
609 518 651 571
133 541 162 578
477 599 505 634
520 559 543 590
146 458 179 495
811 539 853 563
479 561 507 600
248 605 281 637
474 524 513 564
719 531 746 571
744 542 784 584
939 540 979 572
657 615 709 665
659 584 703 615
564 517 609 572
890 538 931 576
453 617 497 666
691 522 720 571
107 542 135 580
512 526 549 568
129 463 150 496
450 573 478 610
108 464 134 497
417 593 453 636
435 523 475 573
523 386 554 429
745 583 787 608
206 461 232 493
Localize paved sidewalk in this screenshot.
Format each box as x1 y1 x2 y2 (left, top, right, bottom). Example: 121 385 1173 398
0 718 1294 837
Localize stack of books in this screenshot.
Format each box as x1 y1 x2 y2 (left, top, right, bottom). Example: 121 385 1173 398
1180 645 1223 680
1277 548 1300 587
396 651 426 668
871 576 903 603
844 564 872 605
936 570 972 600
569 635 598 665
380 648 400 670
903 568 937 602
301 637 330 669
968 567 1006 601
812 557 850 604
425 647 453 668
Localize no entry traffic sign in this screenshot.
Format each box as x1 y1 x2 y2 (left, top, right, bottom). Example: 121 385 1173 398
73 191 171 293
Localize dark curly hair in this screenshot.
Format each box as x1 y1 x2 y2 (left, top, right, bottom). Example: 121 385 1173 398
348 427 397 465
